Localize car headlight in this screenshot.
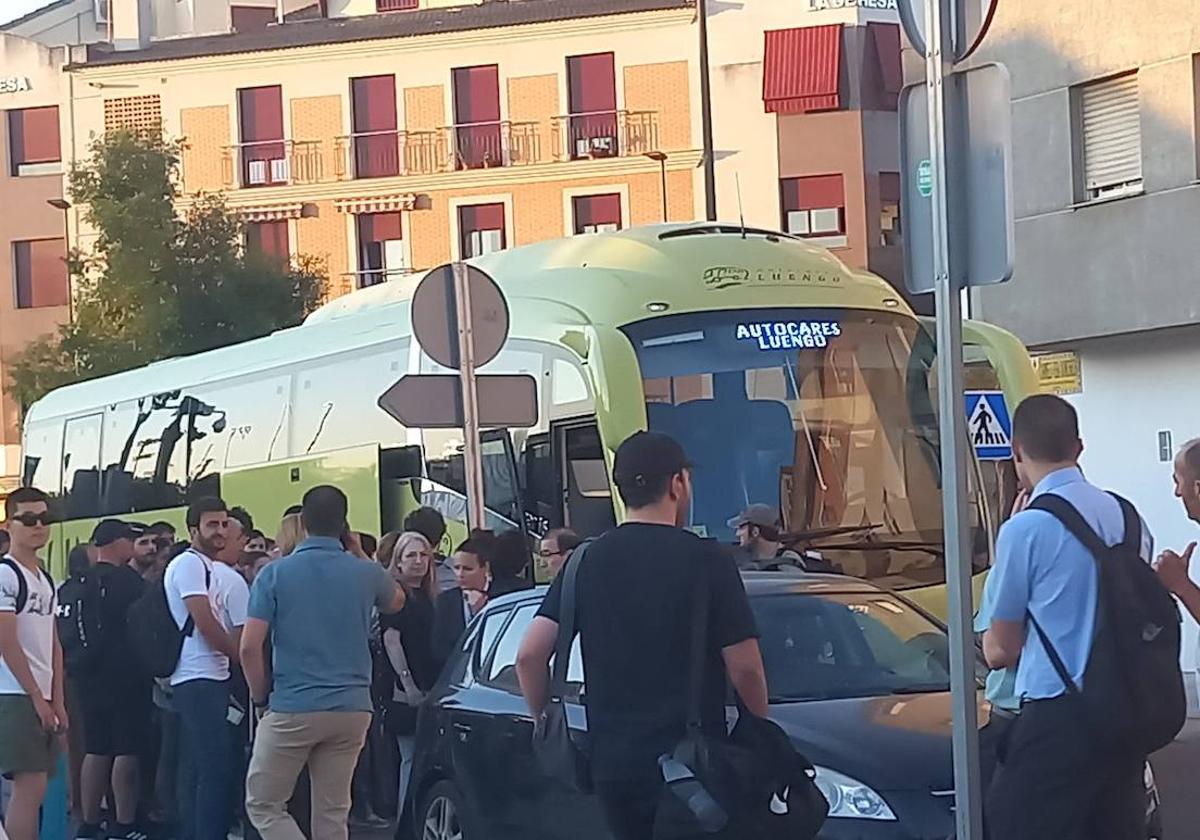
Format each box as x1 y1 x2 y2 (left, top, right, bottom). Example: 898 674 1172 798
813 766 897 821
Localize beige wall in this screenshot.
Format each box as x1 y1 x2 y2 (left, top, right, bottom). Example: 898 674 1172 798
507 74 559 164
0 36 72 482
180 105 230 193
777 110 868 270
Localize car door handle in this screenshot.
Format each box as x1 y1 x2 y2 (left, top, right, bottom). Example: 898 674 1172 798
452 722 472 734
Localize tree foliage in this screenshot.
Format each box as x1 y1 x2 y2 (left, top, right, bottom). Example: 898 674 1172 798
10 130 325 408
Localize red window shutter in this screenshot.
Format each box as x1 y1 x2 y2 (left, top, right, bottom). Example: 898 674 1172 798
879 171 901 203
797 174 845 210
238 86 284 143
453 66 500 124
869 23 904 95
357 212 403 243
14 239 68 309
568 53 617 114
352 75 397 133
8 107 61 169
230 6 275 32
461 203 505 232
573 194 622 232
762 25 843 114
247 221 289 263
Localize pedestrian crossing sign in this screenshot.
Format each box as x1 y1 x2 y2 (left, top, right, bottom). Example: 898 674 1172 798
964 391 1012 460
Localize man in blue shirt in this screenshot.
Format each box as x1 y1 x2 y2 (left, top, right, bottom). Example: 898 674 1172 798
241 486 404 840
983 395 1151 840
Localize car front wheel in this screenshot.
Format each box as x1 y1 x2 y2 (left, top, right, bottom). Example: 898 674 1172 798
421 780 471 840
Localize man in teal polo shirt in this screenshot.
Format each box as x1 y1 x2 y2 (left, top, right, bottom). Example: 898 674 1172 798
241 486 404 840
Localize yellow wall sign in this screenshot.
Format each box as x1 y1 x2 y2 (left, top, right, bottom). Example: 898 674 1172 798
1033 351 1082 395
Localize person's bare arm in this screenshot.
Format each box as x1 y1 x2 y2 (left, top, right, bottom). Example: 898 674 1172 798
239 618 271 705
1157 544 1200 623
383 583 406 614
984 619 1024 669
722 638 769 718
516 616 558 717
0 613 54 728
184 594 237 659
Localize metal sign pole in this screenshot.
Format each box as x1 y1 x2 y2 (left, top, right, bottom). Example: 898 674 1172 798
926 0 983 835
452 261 486 531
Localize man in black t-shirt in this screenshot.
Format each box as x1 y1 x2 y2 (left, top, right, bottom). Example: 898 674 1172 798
77 520 152 840
517 432 769 840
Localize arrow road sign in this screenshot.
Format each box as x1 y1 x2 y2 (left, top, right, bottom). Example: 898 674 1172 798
377 374 539 429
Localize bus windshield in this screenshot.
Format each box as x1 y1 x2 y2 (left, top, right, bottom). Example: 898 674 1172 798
621 307 986 589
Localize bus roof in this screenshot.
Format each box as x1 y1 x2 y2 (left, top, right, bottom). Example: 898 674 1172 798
26 224 906 424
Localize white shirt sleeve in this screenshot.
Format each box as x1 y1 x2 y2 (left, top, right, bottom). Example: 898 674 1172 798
172 552 210 600
225 573 250 629
0 565 18 613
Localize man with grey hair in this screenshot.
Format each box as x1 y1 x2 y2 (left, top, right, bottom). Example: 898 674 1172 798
1155 438 1200 621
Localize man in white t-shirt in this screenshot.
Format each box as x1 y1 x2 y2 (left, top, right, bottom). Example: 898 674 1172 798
0 487 67 840
164 497 239 840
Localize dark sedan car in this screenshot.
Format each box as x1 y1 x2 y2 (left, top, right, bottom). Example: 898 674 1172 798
402 573 1161 840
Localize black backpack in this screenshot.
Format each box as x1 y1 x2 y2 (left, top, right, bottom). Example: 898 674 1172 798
125 559 210 679
56 570 108 677
1028 493 1186 756
1 557 53 615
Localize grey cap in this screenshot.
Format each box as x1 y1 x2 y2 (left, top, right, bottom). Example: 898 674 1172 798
727 504 780 530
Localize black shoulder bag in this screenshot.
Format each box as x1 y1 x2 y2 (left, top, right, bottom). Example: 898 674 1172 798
532 541 592 793
653 573 827 840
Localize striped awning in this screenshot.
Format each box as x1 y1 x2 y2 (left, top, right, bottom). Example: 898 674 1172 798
236 201 304 222
335 194 417 214
762 25 843 114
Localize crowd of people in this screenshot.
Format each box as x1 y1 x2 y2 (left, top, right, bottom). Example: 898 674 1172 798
3 396 1200 840
0 479 579 840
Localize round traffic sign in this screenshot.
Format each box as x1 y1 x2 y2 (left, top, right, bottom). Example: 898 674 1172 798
897 0 998 64
411 263 510 370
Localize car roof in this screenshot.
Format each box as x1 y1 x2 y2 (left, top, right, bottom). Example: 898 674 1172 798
484 570 892 612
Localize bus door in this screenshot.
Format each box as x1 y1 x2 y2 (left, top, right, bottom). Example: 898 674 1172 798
554 418 617 539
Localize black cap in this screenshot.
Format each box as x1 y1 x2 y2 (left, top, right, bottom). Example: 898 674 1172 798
612 431 692 490
91 519 143 547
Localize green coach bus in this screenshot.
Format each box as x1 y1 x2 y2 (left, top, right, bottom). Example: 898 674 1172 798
19 223 1036 613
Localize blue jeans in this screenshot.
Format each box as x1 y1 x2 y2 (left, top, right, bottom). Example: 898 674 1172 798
174 678 233 840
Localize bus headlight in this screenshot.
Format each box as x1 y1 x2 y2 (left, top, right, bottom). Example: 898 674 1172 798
814 766 897 821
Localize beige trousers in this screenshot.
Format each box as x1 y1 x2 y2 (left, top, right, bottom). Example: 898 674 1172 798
245 710 372 840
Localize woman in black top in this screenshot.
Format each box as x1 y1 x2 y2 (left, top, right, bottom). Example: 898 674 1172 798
383 531 439 806
431 535 494 668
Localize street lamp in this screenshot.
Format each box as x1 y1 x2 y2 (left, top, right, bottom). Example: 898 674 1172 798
645 151 669 222
46 198 73 323
697 0 717 221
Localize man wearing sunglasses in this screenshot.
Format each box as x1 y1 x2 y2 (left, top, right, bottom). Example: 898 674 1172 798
0 487 67 840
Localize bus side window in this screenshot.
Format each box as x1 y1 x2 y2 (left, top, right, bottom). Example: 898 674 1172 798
22 421 63 498
62 414 104 520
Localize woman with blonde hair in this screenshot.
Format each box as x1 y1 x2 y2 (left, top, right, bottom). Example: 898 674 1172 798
273 513 305 557
381 531 438 806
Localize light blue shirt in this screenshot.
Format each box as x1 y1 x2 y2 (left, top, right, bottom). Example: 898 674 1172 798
974 572 1019 711
988 467 1153 701
248 536 396 713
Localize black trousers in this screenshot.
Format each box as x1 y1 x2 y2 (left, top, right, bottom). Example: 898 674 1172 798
596 779 662 840
985 695 1144 840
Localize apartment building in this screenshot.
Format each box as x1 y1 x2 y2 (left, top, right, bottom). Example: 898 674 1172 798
706 0 909 303
973 0 1200 661
64 0 702 294
0 35 71 496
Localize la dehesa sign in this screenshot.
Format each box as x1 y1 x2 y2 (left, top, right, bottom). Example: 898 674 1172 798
0 77 32 94
808 0 898 9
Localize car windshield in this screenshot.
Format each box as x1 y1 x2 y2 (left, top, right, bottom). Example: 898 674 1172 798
753 591 952 702
621 307 988 589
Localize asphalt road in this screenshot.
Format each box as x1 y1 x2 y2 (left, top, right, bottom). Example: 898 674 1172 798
1152 716 1200 837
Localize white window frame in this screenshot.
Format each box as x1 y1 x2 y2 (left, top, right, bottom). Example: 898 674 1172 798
562 184 630 236
449 194 514 261
784 207 847 250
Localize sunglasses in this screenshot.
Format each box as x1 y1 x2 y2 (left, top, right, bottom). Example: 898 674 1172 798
11 512 55 527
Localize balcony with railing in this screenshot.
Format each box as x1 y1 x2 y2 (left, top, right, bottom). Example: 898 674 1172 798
335 130 442 180
222 140 324 189
446 120 541 170
552 110 659 161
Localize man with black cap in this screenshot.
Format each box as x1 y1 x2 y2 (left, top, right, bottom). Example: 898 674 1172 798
517 431 769 840
727 504 803 570
75 520 152 840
